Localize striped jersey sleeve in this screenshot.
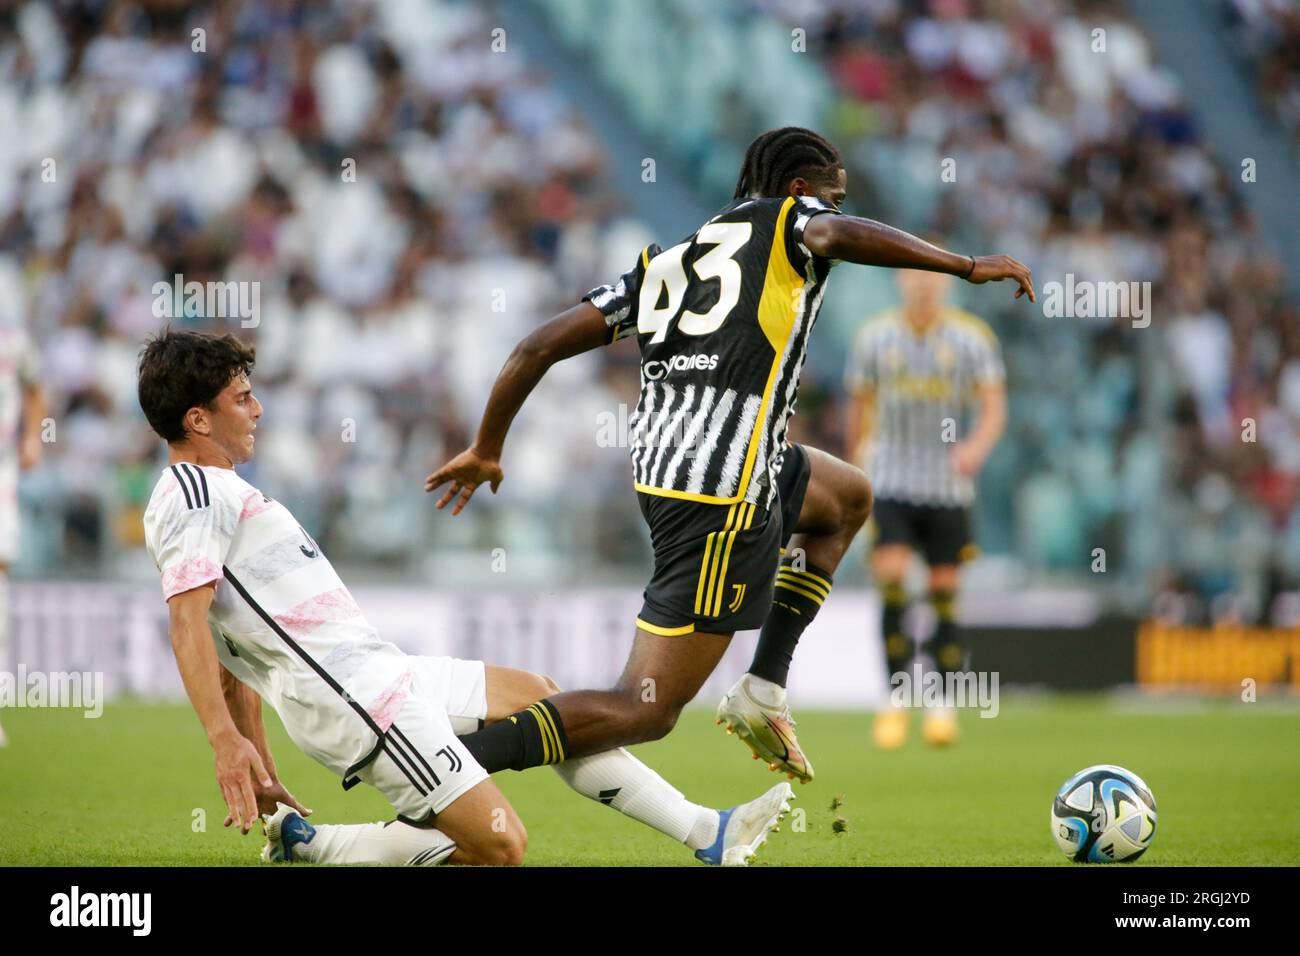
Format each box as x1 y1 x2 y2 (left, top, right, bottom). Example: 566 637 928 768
146 463 241 600
582 243 662 345
785 196 840 277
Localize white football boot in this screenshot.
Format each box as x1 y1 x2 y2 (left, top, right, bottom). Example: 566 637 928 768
716 674 814 783
694 781 795 866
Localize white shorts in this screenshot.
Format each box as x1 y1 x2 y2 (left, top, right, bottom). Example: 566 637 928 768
350 658 489 820
410 655 489 735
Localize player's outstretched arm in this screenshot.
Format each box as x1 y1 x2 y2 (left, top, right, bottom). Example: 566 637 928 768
802 215 1035 302
168 585 274 834
425 301 610 515
220 664 312 821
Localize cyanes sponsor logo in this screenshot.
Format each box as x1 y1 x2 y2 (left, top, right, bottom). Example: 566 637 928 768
642 353 720 381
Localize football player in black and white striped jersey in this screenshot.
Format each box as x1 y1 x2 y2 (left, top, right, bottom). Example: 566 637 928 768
428 128 1033 788
846 264 1008 749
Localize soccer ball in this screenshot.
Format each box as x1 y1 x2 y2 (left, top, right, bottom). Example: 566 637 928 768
1051 764 1157 863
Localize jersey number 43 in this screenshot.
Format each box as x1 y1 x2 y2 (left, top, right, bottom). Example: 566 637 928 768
638 222 753 344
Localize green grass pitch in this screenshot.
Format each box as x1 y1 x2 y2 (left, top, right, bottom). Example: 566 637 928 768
2 696 1297 865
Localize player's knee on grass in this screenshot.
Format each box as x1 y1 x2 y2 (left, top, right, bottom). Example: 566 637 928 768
458 828 527 867
450 810 528 867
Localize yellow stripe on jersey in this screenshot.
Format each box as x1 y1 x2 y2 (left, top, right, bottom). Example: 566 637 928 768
633 197 805 507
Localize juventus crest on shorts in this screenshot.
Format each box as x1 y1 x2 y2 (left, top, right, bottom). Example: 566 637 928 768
585 195 840 512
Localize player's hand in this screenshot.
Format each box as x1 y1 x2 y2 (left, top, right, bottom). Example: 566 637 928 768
425 447 504 516
966 255 1035 303
950 441 986 479
213 730 274 835
231 778 313 825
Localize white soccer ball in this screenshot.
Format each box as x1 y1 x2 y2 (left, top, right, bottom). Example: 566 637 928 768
1050 764 1157 863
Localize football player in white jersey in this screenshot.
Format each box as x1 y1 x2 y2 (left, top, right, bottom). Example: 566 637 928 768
0 320 46 747
138 328 791 866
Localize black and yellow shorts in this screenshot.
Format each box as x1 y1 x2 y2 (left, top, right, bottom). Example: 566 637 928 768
634 444 812 636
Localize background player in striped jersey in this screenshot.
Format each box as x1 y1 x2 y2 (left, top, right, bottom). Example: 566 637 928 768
0 319 46 747
427 128 1033 785
846 263 1008 749
139 328 795 866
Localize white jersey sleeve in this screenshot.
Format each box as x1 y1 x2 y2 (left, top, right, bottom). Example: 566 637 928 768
147 462 242 600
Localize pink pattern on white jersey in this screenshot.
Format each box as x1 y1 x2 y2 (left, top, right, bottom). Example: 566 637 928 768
161 557 223 599
239 489 277 520
273 587 363 637
367 669 413 732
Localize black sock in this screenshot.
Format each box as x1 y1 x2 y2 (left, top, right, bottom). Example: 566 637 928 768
459 699 570 773
923 587 963 677
881 580 912 677
748 558 834 687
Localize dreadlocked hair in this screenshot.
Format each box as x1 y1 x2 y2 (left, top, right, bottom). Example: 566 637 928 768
732 127 842 199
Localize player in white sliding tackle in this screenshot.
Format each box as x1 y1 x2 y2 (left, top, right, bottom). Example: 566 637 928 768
139 328 791 866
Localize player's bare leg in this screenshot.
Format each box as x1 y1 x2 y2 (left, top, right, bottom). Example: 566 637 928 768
872 543 914 750
721 446 873 780
460 640 800 866
480 664 791 864
552 628 733 754
920 562 962 747
457 629 731 772
426 777 528 865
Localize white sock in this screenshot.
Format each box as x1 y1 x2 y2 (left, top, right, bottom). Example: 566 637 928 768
290 819 457 866
553 748 720 850
743 673 786 709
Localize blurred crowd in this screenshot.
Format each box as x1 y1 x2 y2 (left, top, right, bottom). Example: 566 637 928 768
752 0 1300 624
1223 0 1300 151
5 0 1300 622
1 0 652 583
